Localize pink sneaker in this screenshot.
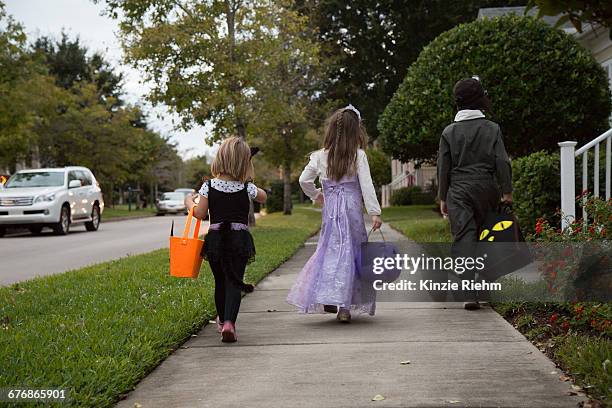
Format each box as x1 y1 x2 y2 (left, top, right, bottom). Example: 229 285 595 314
216 316 223 333
221 321 237 343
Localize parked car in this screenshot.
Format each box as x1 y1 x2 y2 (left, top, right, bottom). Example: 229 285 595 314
156 192 188 215
174 188 196 197
0 167 104 236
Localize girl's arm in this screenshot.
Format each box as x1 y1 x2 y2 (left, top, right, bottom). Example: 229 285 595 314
357 150 382 230
298 151 322 202
185 194 208 220
247 182 267 204
254 187 267 203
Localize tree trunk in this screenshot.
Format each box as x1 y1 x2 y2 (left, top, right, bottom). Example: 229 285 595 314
282 128 293 215
282 161 292 215
108 182 114 209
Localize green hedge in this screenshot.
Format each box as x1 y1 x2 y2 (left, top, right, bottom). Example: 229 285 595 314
390 186 435 206
512 151 561 234
378 15 611 162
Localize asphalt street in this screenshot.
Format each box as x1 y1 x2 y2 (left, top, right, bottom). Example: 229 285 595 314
0 214 196 286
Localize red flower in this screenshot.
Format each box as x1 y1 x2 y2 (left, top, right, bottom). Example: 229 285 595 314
574 305 584 314
535 218 544 235
561 321 570 332
549 313 559 324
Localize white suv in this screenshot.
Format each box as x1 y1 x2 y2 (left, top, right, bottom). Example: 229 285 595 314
0 167 104 236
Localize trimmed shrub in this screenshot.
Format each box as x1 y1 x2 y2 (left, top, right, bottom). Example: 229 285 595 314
378 15 611 162
390 186 434 206
411 191 436 205
512 151 561 233
390 187 415 206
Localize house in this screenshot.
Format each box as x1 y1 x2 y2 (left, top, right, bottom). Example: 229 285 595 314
381 7 612 207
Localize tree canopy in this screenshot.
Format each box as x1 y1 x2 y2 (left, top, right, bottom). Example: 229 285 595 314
0 4 182 203
528 0 612 39
378 15 612 162
307 0 528 140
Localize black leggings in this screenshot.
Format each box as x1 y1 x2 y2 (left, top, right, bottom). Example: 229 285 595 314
209 256 248 323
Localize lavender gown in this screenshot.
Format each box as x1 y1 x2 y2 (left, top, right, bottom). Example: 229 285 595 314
287 176 376 315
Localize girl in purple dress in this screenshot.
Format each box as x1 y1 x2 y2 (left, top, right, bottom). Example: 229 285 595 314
287 105 383 322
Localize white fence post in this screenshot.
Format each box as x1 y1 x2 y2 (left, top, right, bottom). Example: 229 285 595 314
559 141 577 230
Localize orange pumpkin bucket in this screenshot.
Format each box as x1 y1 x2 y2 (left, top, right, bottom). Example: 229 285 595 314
169 209 204 278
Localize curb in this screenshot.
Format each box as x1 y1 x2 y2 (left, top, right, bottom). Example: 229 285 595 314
103 214 156 223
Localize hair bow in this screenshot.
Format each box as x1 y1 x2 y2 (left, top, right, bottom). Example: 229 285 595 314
343 104 361 122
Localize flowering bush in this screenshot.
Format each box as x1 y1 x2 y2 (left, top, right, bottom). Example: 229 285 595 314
531 194 611 298
532 194 611 243
547 303 612 337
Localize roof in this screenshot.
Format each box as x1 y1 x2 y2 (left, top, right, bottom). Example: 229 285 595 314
17 166 91 172
478 6 575 31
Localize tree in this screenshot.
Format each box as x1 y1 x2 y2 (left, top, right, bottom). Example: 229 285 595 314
378 15 612 162
249 5 322 214
184 155 211 190
99 0 327 218
33 33 124 106
0 3 44 170
528 0 612 39
305 0 528 140
98 0 308 141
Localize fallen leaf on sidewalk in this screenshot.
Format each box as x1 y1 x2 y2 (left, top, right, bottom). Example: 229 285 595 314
400 360 411 365
134 403 142 408
209 320 216 324
571 385 583 392
559 375 571 382
371 394 385 401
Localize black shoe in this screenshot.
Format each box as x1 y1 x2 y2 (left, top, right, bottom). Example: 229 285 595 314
323 305 338 313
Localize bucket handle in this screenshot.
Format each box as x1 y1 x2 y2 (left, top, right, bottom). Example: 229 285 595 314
367 227 386 242
183 208 202 240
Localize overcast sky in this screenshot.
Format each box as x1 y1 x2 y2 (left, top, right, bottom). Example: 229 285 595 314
4 0 212 160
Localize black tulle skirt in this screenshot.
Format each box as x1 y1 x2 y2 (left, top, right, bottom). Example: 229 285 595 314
202 229 256 263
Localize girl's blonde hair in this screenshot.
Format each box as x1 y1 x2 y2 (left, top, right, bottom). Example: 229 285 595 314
211 136 254 182
323 108 368 181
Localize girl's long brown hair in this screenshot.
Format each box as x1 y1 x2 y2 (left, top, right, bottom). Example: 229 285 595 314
323 108 368 181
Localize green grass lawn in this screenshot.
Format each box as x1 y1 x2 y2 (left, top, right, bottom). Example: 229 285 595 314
0 208 321 407
383 205 451 242
103 204 156 219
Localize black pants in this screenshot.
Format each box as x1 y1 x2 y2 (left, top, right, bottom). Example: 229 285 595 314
209 256 248 323
447 179 499 300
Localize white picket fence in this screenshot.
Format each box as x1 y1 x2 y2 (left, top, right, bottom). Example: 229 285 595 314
559 128 612 229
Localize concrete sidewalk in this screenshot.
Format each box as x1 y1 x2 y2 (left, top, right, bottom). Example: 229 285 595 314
117 223 584 408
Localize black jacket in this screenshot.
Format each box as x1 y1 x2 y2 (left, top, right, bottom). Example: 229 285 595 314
437 118 512 201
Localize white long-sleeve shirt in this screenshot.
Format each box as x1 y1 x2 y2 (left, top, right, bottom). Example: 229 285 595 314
298 148 382 215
